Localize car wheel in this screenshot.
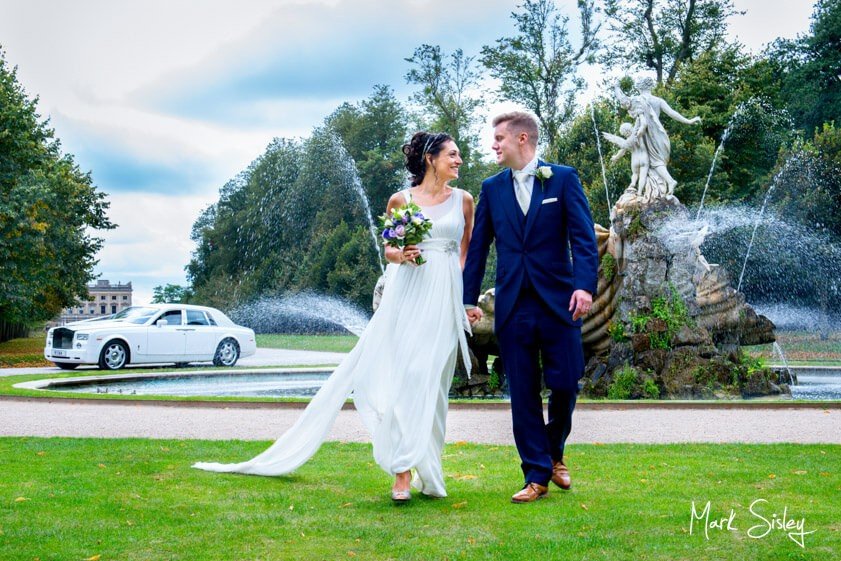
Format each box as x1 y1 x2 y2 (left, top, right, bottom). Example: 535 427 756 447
213 338 240 367
56 362 79 370
99 340 128 370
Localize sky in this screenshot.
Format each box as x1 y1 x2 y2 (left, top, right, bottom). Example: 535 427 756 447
0 0 816 305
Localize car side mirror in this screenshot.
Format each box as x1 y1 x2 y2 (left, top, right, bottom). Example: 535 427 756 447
156 319 168 327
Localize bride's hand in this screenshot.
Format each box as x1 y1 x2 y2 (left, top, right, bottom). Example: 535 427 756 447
402 245 421 265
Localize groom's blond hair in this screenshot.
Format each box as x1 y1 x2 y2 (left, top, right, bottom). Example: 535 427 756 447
492 111 539 147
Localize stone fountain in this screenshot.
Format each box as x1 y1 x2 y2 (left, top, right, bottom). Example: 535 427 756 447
461 76 786 399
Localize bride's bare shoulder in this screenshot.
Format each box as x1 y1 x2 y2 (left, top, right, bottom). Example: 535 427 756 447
386 190 409 211
460 189 475 213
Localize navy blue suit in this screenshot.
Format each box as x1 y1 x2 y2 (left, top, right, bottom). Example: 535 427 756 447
463 162 598 486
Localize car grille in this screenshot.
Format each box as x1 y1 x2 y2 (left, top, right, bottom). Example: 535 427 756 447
52 328 74 349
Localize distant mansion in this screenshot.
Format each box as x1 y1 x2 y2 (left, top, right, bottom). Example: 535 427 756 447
55 280 133 325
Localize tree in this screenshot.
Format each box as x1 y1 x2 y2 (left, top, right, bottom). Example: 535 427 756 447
770 123 841 238
480 0 600 155
602 0 740 85
187 86 407 313
0 48 114 339
405 45 483 147
187 138 305 307
554 98 626 224
666 45 794 205
767 0 841 135
324 225 382 310
151 284 192 304
405 44 491 195
326 85 408 215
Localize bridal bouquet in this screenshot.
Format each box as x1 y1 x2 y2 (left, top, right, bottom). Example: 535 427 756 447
378 202 433 265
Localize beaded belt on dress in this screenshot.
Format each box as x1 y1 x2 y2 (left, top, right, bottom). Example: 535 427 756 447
417 239 459 254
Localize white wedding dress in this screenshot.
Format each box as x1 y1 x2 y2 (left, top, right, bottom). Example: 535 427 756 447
193 188 471 497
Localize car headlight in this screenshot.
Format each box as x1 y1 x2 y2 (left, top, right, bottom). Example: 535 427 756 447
76 333 89 341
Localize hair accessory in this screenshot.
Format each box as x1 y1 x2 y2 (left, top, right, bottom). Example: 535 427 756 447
421 133 438 157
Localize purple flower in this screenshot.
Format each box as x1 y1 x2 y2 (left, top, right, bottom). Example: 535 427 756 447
415 212 425 221
394 224 406 238
382 228 396 240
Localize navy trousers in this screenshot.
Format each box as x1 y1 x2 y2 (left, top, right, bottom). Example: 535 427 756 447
497 289 581 486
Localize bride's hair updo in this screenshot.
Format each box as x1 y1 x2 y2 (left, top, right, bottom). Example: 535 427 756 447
402 131 453 186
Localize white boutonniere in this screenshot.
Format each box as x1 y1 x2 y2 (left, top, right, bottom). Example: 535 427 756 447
534 166 553 190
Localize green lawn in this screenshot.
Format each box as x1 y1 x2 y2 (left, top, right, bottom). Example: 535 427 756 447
256 334 358 353
1 438 837 560
747 330 841 365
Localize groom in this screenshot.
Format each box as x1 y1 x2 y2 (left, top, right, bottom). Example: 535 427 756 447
463 112 598 503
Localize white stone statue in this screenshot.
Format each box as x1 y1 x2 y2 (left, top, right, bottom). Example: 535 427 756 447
676 223 717 273
610 74 702 205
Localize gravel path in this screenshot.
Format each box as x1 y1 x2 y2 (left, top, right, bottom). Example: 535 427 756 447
2 399 838 444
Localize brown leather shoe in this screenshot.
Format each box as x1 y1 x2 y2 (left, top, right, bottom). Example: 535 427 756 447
511 482 548 503
552 461 571 490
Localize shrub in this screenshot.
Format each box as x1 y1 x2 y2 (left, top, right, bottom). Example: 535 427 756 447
487 366 501 392
642 378 660 399
608 364 638 400
607 321 628 342
600 253 617 283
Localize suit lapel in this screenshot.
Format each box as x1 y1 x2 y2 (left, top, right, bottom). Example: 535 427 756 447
523 160 547 240
497 169 524 238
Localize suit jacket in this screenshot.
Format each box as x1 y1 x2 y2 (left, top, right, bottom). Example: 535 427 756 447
463 161 599 331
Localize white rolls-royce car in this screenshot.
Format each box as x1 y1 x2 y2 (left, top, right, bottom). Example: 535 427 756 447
44 304 257 370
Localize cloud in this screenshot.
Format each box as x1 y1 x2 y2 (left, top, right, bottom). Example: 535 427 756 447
729 0 813 53
92 192 214 305
135 0 516 126
48 102 284 195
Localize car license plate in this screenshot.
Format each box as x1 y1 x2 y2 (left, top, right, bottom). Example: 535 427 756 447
52 349 68 357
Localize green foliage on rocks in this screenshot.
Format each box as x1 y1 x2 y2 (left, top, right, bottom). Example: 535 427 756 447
607 363 660 400
600 252 617 284
629 286 691 350
487 365 502 393
642 377 661 399
607 320 627 343
607 363 638 400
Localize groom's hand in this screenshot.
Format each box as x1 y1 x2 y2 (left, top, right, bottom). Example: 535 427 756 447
569 290 593 321
466 308 483 325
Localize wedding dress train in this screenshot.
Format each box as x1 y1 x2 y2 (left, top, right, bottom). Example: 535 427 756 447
193 188 471 497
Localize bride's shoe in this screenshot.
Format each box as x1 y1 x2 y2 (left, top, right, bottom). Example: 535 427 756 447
391 471 412 503
391 488 411 503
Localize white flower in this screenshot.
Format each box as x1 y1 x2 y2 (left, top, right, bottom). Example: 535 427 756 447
535 166 553 181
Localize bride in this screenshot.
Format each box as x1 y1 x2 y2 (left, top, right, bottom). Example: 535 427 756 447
193 131 476 502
